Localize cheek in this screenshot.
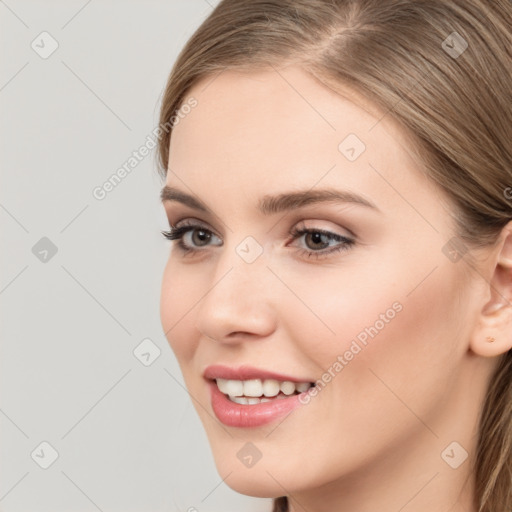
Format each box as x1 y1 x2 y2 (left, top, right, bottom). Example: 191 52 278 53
307 262 463 434
276 256 405 367
283 249 463 408
289 245 458 357
160 259 200 362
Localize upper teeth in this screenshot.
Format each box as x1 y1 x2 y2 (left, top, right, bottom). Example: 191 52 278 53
216 378 312 397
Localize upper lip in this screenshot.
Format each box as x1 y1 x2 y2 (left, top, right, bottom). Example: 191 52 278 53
203 364 314 383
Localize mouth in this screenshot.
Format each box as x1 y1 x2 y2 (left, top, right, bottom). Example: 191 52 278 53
206 377 317 427
203 365 318 427
214 377 315 404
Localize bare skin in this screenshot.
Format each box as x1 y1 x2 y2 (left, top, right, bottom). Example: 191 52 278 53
160 64 512 512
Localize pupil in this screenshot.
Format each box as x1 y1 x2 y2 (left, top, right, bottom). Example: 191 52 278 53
308 232 326 248
194 229 210 245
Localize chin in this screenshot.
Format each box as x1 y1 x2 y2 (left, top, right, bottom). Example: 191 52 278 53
222 474 286 498
209 451 306 498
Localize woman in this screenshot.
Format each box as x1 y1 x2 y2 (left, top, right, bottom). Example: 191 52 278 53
157 1 512 510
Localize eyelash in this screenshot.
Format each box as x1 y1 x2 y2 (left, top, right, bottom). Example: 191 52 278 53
161 222 355 260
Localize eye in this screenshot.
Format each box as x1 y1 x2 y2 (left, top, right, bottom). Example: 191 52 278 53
288 226 355 260
161 221 356 260
161 221 221 254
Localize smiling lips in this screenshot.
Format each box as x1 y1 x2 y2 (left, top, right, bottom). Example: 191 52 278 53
216 378 312 404
204 364 316 427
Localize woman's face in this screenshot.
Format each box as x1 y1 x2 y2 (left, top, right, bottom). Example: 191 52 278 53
160 65 486 499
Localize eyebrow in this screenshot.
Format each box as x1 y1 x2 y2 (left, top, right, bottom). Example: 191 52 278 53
160 185 380 215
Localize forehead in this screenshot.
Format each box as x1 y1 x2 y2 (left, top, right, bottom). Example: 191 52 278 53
174 66 383 143
166 65 443 221
170 65 417 168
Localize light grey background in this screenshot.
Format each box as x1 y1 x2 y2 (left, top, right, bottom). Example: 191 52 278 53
1 1 267 511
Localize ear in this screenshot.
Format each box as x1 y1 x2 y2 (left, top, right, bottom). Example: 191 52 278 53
470 220 512 357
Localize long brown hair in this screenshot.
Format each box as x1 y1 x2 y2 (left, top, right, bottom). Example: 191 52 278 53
157 1 512 510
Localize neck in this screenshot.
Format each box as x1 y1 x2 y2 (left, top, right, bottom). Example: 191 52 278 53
287 432 477 512
286 362 489 512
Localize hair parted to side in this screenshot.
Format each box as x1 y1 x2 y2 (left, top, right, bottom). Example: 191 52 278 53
157 1 512 510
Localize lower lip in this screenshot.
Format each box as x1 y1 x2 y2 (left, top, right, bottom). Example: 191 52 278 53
208 380 310 428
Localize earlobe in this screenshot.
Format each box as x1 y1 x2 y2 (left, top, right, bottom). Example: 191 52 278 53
469 223 512 358
469 303 512 357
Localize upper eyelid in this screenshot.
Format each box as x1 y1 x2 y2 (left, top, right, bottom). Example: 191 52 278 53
172 214 350 229
176 218 220 229
171 217 214 231
166 202 361 236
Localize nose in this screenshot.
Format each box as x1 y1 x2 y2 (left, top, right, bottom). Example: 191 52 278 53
194 250 277 344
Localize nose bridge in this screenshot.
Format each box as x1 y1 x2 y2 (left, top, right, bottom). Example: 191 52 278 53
194 238 275 341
